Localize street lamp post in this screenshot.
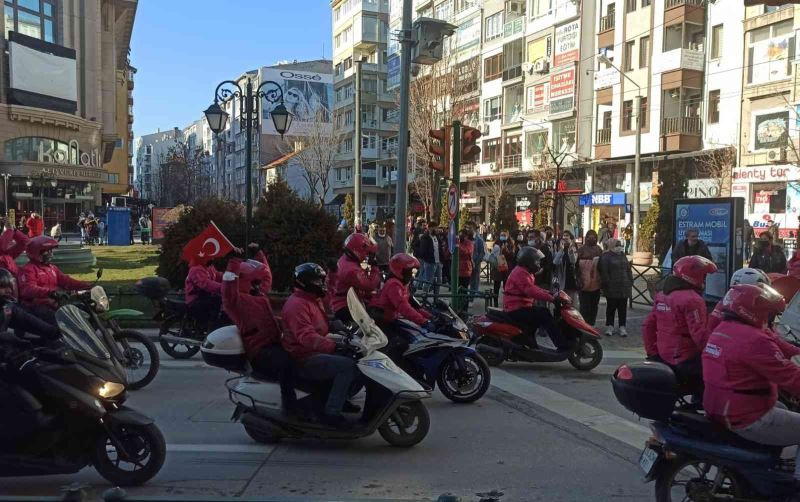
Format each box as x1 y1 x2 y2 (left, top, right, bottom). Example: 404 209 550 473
0 173 10 216
26 174 57 220
598 54 641 254
204 79 293 247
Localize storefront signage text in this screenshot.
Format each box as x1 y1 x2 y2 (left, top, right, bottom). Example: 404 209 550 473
733 164 799 183
549 68 575 100
579 192 626 206
39 165 107 181
553 21 580 68
37 139 99 168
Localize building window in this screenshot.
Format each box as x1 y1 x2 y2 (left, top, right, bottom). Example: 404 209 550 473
552 119 576 151
483 96 502 121
434 0 452 20
5 137 78 163
482 138 501 164
626 0 636 12
639 36 650 68
622 100 633 131
525 131 548 158
708 90 720 123
641 0 651 6
624 40 635 71
484 54 503 81
4 0 56 42
484 12 503 41
747 20 794 84
711 24 723 59
502 38 524 80
640 96 648 128
530 0 551 19
108 174 119 184
751 182 786 214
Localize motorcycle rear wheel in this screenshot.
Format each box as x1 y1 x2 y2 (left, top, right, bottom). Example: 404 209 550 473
378 401 430 448
93 423 166 486
158 318 201 359
655 458 744 502
476 337 505 367
437 353 491 403
115 329 160 390
567 338 603 371
243 421 284 444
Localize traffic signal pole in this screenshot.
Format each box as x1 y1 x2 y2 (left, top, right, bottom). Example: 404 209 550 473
450 120 461 309
393 0 412 249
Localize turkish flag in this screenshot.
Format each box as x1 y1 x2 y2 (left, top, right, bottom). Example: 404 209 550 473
181 221 234 264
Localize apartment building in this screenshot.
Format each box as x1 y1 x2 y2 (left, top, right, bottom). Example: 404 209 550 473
330 0 397 222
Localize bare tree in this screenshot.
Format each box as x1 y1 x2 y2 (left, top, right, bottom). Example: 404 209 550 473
479 170 509 219
157 142 214 206
408 51 480 220
695 146 736 196
281 111 342 208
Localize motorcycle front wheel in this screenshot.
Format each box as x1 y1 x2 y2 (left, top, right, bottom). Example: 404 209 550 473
158 318 201 359
115 329 159 390
437 353 491 403
655 458 743 502
567 338 603 371
378 401 430 448
93 423 166 486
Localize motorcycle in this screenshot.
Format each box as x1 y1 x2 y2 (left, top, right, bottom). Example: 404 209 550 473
135 276 212 360
57 270 159 390
201 289 433 448
375 301 490 403
0 304 166 486
612 360 800 501
470 290 603 370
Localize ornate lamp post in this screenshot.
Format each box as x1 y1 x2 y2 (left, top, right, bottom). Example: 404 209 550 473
204 79 293 246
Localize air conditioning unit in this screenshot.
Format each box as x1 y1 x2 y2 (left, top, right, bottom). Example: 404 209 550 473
489 162 499 172
767 148 787 163
521 62 533 74
111 197 127 207
508 0 523 14
533 59 550 74
481 123 490 135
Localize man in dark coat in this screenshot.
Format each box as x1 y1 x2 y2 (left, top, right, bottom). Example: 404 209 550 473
672 228 713 262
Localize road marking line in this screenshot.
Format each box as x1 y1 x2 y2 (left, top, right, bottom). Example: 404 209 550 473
167 443 274 453
491 369 649 449
604 349 645 359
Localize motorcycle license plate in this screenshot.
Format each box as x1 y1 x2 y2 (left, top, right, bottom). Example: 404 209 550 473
639 447 659 475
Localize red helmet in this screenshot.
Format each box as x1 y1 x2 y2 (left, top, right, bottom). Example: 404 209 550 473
237 259 270 294
673 255 717 289
721 283 785 328
26 236 58 264
388 253 419 283
344 232 377 262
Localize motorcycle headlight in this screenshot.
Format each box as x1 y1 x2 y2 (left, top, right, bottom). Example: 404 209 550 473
97 381 125 398
96 296 110 313
91 286 110 312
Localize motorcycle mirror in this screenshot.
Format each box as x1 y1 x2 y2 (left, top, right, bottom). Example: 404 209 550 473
96 268 104 280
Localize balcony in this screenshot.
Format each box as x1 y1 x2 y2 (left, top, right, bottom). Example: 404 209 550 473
660 116 701 152
599 14 615 48
595 128 611 144
664 0 705 26
503 154 522 170
600 15 615 32
654 48 705 74
503 18 524 38
666 0 703 8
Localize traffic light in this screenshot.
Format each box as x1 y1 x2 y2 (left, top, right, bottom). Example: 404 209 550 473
428 126 451 178
461 126 482 164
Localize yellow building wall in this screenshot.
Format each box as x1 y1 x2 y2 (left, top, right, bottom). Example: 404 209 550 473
102 70 130 195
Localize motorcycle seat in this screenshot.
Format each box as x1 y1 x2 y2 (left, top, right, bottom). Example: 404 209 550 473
164 298 186 314
487 308 516 324
670 411 783 456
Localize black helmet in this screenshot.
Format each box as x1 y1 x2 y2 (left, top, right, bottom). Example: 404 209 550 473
517 246 545 273
0 268 17 301
294 263 327 298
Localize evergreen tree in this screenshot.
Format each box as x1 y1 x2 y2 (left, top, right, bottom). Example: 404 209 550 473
459 205 471 231
491 192 519 233
439 192 450 229
342 193 355 229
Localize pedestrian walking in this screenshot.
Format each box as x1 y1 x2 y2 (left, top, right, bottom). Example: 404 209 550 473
417 223 443 294
469 222 486 292
672 227 713 262
576 230 603 325
487 230 514 306
598 238 633 337
139 214 150 244
744 220 755 260
598 220 616 250
622 224 633 255
750 232 788 274
373 224 393 272
97 218 106 246
50 222 62 243
553 230 579 305
25 212 43 238
457 228 474 292
410 218 425 257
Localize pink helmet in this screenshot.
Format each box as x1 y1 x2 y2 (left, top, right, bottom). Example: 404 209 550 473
237 259 270 294
722 283 785 328
26 236 58 264
673 255 717 289
344 233 377 262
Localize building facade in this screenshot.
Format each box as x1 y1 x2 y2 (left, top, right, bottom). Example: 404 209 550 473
0 0 136 232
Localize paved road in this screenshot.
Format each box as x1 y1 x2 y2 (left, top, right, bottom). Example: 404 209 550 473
1 336 656 501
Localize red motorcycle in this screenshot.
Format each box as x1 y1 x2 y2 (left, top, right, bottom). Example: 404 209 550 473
471 291 603 371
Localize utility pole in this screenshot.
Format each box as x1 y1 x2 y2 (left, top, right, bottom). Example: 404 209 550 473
393 0 412 248
354 58 363 229
450 121 462 309
632 94 642 254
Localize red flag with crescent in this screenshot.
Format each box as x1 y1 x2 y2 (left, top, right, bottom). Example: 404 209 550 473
181 221 234 264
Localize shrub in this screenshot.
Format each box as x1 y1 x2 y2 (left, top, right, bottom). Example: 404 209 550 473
491 192 518 234
638 197 659 253
251 180 341 292
156 198 245 288
342 194 354 229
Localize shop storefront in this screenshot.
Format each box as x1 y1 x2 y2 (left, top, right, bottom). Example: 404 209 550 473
732 164 800 238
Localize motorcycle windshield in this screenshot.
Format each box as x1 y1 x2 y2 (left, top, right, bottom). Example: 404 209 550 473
56 305 110 359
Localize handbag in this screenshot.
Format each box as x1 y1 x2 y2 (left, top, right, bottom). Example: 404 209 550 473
497 254 509 273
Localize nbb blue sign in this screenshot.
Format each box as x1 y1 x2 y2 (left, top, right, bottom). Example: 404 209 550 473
579 192 626 206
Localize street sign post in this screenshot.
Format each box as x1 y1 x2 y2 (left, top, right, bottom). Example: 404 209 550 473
447 184 458 220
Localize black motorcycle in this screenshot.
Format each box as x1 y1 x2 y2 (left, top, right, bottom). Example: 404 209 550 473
0 305 166 486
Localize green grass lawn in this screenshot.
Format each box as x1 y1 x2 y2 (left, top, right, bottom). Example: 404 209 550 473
61 245 161 324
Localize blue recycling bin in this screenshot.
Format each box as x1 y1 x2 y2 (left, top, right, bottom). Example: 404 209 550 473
106 207 131 246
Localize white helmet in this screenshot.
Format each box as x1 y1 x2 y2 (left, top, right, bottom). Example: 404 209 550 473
730 268 771 286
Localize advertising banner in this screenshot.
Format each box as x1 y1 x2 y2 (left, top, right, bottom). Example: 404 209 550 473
549 68 575 99
752 110 789 150
579 192 626 206
151 207 173 241
674 199 744 301
527 83 549 113
554 20 580 68
387 54 400 91
750 36 790 85
259 67 333 136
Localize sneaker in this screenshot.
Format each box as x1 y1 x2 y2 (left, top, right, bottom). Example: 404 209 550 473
618 326 628 338
604 326 614 337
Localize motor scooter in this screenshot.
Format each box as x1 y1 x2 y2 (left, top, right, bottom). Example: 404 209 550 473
201 289 432 447
471 290 603 370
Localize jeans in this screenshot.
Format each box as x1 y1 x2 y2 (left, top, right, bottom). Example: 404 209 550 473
252 345 296 409
469 262 482 291
735 402 800 478
420 261 442 295
578 290 601 325
297 354 359 415
605 297 628 327
507 306 568 350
